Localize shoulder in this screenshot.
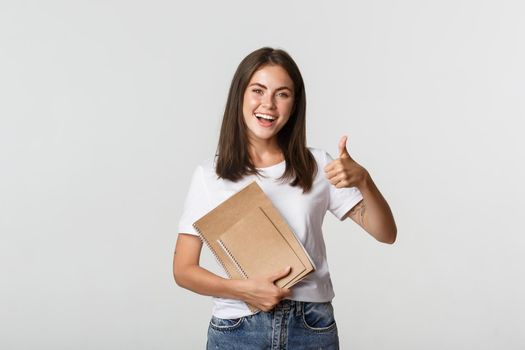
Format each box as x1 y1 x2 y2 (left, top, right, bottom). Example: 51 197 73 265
189 155 216 172
188 155 218 183
201 155 217 172
307 146 325 157
307 146 331 165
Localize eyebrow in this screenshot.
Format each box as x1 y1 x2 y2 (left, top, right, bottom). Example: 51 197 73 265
248 82 293 92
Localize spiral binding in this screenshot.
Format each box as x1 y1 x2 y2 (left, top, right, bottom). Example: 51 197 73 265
216 239 248 279
192 223 233 279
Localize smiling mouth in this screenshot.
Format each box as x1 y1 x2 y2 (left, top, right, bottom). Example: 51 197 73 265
254 113 277 126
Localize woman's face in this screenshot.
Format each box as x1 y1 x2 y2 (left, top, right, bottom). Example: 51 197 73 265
242 64 295 144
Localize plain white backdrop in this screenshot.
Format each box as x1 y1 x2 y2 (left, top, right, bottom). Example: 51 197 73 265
1 0 524 349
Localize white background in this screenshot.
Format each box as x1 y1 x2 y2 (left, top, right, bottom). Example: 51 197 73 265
1 1 524 349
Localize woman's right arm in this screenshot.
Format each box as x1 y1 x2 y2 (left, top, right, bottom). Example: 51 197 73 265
173 233 292 312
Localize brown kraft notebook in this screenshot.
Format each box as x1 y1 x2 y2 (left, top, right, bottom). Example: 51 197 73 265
216 206 307 288
192 181 315 312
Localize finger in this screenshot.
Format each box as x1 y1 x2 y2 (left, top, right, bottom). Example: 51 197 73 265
267 266 291 283
338 135 351 159
324 158 343 173
324 168 340 181
280 288 291 298
327 175 338 186
326 167 348 181
324 160 335 173
329 173 349 187
335 179 349 188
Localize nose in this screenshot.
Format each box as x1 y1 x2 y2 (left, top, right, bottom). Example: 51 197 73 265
261 93 276 109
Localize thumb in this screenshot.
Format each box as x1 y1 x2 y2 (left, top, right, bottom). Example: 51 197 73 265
267 266 291 283
338 135 351 159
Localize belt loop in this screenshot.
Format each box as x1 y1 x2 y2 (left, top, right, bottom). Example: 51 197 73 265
295 300 302 317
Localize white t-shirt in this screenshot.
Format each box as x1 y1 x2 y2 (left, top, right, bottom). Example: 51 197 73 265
177 147 363 319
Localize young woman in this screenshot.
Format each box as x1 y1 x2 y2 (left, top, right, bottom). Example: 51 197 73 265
173 47 397 349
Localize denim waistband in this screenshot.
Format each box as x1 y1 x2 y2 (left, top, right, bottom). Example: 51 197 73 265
207 299 339 349
273 299 304 316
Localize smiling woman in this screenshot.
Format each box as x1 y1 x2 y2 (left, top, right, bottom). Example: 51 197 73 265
243 65 294 135
242 65 293 149
212 47 317 191
173 47 397 350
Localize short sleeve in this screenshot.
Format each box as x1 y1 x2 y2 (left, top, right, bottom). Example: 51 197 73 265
324 151 364 220
177 165 210 236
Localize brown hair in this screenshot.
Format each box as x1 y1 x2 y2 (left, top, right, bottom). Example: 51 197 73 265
215 47 317 193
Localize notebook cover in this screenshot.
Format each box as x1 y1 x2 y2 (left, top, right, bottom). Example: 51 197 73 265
216 206 307 288
192 181 315 311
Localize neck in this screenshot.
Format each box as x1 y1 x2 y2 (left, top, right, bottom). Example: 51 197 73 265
246 137 283 165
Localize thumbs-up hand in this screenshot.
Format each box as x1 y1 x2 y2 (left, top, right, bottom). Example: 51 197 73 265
324 135 369 189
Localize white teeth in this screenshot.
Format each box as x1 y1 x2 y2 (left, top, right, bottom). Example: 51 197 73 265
254 113 276 121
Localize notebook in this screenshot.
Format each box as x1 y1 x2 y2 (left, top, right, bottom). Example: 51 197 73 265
192 181 315 312
216 206 307 288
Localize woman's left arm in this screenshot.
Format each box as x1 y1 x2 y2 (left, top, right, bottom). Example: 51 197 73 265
324 136 397 244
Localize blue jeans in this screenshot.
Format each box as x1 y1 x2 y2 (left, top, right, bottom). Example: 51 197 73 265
206 300 339 349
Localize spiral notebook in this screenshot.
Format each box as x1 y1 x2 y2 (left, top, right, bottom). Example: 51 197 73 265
192 181 315 312
216 206 307 288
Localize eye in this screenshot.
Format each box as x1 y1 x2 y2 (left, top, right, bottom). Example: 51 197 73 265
277 92 290 98
252 89 263 94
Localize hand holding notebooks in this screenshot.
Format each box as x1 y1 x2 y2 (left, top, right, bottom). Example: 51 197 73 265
216 206 307 288
192 181 315 312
